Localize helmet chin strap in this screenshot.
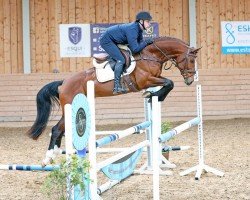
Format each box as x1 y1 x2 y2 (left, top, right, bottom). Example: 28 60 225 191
139 20 146 30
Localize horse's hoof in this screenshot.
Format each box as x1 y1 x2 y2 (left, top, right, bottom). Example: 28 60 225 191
142 91 152 98
41 161 47 167
42 158 53 167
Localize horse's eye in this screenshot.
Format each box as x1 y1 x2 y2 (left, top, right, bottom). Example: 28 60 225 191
190 59 194 64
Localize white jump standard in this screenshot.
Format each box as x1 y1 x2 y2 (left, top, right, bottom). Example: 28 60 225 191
86 81 161 200
179 84 224 180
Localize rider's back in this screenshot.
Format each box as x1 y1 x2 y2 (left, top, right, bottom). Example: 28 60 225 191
102 22 144 53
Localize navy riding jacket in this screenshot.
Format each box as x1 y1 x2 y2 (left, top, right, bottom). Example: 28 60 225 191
100 22 147 54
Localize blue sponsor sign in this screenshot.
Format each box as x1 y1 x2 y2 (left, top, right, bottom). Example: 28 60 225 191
90 23 159 55
221 21 250 54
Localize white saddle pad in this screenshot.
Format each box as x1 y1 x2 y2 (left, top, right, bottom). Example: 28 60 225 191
93 55 136 83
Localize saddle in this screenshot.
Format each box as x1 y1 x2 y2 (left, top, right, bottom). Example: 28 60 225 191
93 45 137 85
93 45 132 71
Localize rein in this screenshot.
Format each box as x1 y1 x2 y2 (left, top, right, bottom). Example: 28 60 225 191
152 42 178 68
132 41 197 75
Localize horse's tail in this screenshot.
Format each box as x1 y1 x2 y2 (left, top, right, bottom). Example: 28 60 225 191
27 80 63 140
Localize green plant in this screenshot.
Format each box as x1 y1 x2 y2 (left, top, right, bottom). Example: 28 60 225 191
42 155 90 200
161 121 172 134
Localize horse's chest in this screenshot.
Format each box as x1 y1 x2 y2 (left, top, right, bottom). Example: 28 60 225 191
149 68 161 77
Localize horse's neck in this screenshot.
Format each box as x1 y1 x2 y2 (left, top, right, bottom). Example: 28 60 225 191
161 40 186 54
147 41 186 62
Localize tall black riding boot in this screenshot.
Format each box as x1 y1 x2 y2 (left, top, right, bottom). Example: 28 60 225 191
113 60 126 94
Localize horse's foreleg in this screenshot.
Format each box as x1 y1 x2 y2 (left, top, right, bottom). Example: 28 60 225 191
152 79 174 101
152 84 174 101
42 117 65 166
143 77 174 101
146 76 172 87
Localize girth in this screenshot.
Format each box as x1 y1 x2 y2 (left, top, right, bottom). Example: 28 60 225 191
122 75 139 92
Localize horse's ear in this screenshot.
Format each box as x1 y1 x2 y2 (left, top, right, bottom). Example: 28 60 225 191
191 47 202 54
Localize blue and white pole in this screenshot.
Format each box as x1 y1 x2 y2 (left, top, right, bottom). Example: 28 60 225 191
0 164 59 171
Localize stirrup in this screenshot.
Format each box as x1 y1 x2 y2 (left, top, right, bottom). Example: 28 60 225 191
113 87 126 95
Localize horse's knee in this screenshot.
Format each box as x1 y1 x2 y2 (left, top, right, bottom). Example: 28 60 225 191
155 80 174 102
169 80 174 89
164 79 174 90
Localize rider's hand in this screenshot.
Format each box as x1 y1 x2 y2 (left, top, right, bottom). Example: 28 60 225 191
145 38 154 45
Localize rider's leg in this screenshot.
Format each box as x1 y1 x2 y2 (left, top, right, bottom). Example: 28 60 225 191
100 40 126 94
113 60 126 94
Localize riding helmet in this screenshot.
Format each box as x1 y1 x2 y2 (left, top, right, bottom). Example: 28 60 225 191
136 11 152 21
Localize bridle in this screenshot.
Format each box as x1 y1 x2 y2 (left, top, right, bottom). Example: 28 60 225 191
152 42 197 77
135 41 197 77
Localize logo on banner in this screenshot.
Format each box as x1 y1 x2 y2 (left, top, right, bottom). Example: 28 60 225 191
68 27 82 45
145 26 154 35
60 24 91 57
225 23 235 44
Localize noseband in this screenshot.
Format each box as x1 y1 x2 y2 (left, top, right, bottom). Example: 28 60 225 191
177 49 197 77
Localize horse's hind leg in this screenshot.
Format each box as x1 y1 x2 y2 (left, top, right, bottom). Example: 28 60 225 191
42 117 65 166
53 128 65 155
55 130 64 149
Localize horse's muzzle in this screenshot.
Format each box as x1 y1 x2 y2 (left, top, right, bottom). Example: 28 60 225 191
184 77 194 85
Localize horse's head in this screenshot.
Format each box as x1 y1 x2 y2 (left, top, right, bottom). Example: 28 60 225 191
148 37 201 86
175 47 201 85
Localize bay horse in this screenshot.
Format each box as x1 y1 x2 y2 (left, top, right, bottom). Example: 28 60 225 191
27 36 200 165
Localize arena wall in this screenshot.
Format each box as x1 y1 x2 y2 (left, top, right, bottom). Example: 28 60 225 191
0 0 249 126
0 68 249 126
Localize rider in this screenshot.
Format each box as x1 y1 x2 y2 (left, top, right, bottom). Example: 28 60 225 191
100 11 154 94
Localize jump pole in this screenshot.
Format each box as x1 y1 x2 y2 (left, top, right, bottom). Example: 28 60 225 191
0 164 59 171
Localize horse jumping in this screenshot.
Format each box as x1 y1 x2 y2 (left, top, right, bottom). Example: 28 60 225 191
27 36 200 165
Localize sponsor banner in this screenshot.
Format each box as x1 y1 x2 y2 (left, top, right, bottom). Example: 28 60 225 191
221 21 250 54
60 24 91 57
222 46 250 54
90 23 159 55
